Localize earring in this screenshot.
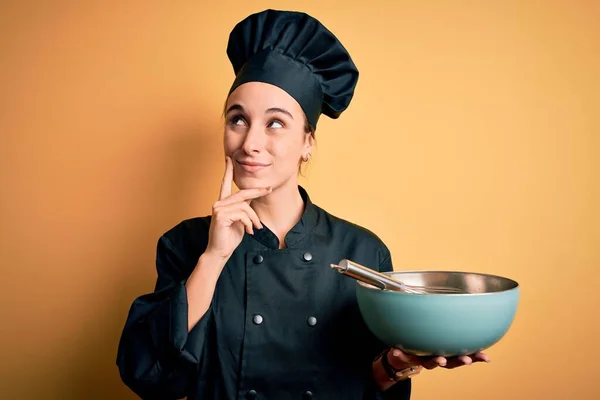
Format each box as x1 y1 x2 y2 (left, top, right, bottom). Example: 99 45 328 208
302 153 311 162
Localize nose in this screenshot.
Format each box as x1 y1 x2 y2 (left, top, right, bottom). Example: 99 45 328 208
241 124 265 154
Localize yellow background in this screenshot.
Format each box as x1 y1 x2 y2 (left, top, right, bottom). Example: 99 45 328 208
1 1 598 399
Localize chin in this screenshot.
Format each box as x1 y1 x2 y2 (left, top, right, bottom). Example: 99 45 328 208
234 176 272 190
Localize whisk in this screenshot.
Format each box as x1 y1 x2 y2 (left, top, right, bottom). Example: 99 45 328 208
330 259 469 294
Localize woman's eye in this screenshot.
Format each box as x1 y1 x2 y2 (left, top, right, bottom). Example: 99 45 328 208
229 116 246 126
268 120 284 129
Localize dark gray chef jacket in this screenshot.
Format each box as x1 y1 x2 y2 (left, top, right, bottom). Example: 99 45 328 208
116 186 411 399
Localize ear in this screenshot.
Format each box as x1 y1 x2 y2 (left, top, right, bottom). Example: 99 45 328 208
304 133 315 154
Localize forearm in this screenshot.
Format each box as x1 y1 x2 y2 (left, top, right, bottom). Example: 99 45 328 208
117 282 207 398
185 251 227 332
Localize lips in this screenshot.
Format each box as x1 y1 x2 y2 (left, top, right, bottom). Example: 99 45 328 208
237 160 269 167
236 159 271 172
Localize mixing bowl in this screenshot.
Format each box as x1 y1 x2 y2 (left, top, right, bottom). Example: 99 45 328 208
355 270 520 356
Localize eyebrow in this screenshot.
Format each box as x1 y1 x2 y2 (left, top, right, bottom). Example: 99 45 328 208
225 104 244 114
225 104 294 120
265 107 294 120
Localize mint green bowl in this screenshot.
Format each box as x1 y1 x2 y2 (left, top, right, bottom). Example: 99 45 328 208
356 271 520 356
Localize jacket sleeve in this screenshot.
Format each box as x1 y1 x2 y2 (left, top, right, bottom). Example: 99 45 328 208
116 228 213 400
375 247 412 400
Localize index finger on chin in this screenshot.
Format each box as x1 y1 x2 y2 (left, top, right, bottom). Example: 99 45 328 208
219 156 233 200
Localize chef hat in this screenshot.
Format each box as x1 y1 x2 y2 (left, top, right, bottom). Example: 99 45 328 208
226 9 359 129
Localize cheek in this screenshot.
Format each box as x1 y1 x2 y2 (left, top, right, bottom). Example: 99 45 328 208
272 140 302 166
223 131 241 153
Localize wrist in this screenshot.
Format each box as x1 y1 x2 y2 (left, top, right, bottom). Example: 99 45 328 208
372 351 397 392
199 250 229 271
372 348 422 391
186 251 227 292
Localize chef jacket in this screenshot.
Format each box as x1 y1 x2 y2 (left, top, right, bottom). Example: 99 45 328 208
116 186 411 399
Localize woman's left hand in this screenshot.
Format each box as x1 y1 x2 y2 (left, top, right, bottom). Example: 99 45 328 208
388 348 490 371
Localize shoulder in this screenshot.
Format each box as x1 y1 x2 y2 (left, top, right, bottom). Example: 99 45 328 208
162 215 212 242
157 215 213 261
314 204 392 265
316 204 388 247
150 215 213 283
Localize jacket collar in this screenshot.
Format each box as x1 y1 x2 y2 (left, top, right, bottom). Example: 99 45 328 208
250 185 319 249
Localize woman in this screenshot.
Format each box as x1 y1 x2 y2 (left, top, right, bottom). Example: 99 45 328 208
116 9 489 400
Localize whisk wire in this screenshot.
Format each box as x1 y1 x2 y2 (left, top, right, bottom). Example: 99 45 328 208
330 259 469 295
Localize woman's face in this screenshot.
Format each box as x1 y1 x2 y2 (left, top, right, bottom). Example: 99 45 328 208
224 81 314 191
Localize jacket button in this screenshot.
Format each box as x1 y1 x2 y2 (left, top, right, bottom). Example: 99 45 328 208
253 255 264 264
253 314 263 325
307 316 317 326
302 252 313 261
245 389 257 399
303 390 313 398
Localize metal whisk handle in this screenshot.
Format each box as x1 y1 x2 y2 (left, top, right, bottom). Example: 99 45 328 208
330 259 406 292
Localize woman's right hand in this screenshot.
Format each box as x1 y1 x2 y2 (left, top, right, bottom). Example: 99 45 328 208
205 156 272 261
